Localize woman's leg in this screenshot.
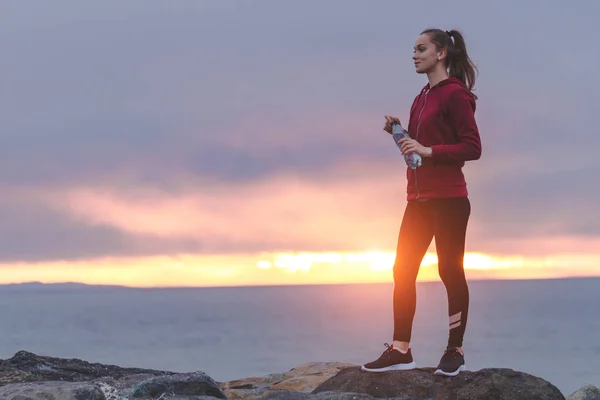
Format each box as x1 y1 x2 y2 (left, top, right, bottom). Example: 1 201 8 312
392 200 435 345
433 196 471 348
432 196 471 376
361 200 434 372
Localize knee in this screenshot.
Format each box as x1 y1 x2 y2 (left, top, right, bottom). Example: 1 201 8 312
438 263 466 286
393 260 419 284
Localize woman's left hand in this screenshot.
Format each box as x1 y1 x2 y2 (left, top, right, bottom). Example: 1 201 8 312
399 138 433 158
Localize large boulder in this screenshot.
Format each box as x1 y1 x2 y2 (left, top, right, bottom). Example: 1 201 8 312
129 371 226 399
0 350 173 384
220 362 355 399
0 350 224 399
312 366 565 400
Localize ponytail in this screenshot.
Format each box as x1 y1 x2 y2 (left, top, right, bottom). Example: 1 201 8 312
421 28 478 99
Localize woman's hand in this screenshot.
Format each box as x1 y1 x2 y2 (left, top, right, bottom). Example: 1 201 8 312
399 138 433 158
383 115 400 134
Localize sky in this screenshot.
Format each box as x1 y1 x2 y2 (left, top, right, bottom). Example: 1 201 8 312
1 0 599 287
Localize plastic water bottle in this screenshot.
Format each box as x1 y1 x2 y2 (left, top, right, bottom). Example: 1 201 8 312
392 121 422 169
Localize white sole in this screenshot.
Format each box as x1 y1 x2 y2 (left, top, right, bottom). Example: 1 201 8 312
434 364 466 376
360 361 417 372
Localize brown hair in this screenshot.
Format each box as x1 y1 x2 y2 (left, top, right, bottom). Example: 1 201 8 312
421 28 478 98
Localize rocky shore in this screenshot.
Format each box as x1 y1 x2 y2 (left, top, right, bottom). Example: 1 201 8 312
0 351 597 400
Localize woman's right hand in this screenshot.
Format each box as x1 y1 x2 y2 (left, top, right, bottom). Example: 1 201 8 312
383 115 401 134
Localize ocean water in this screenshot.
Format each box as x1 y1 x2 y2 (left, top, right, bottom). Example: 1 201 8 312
0 278 598 396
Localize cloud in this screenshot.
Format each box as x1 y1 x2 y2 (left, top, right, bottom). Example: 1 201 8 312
0 188 129 262
39 161 404 254
8 157 594 262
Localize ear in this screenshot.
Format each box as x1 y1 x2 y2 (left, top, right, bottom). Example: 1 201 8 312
437 47 447 61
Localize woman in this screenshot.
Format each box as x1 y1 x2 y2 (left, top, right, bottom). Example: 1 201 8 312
361 28 482 377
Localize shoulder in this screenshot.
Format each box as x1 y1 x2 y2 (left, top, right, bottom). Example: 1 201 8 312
443 80 474 97
444 83 476 111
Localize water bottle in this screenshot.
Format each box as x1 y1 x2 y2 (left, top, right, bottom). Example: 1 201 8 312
391 121 422 169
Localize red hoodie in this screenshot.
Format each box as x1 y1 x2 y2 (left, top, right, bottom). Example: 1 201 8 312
405 77 482 201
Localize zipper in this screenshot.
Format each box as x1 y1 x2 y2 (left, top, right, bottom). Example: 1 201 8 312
414 88 430 199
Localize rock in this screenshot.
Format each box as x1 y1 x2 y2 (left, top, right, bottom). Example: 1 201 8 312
0 380 105 400
250 388 421 399
95 373 170 391
567 385 600 400
310 393 391 400
168 397 228 400
312 366 565 400
129 371 226 399
249 389 313 400
0 351 584 400
0 351 226 399
0 350 174 385
221 362 355 400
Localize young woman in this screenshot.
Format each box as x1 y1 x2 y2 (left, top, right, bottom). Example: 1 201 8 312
361 28 482 377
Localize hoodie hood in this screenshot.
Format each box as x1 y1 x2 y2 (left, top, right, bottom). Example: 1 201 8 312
424 76 467 91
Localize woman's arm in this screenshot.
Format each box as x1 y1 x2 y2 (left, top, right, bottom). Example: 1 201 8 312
430 89 482 163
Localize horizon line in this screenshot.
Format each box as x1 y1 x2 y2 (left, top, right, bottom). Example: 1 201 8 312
3 275 599 290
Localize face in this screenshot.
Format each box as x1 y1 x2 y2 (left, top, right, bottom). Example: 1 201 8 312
412 33 445 74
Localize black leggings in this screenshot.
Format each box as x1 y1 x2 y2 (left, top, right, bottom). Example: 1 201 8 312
393 196 471 348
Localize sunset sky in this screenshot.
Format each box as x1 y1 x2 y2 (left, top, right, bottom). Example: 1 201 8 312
2 1 599 287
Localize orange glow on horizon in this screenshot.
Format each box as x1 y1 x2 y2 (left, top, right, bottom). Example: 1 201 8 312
0 251 598 288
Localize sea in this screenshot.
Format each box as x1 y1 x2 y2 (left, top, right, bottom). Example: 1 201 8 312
0 277 598 397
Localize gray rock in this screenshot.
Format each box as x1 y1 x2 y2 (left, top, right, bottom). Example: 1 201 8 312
0 380 105 400
253 389 312 399
0 350 174 385
95 373 168 391
129 371 226 399
253 389 421 399
168 397 227 400
312 366 565 400
311 391 408 400
567 384 600 400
